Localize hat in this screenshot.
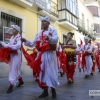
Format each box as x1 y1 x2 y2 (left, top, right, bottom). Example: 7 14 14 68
11 25 20 32
84 36 89 40
68 32 74 36
40 16 50 23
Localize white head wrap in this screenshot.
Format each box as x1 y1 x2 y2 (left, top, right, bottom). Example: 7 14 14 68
11 25 20 32
40 16 50 23
84 36 89 41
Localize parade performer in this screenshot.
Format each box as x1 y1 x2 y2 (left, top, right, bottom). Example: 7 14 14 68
56 43 64 77
91 47 96 75
56 43 67 77
63 32 76 85
95 43 100 72
22 16 59 99
0 25 24 93
81 36 93 78
76 44 82 72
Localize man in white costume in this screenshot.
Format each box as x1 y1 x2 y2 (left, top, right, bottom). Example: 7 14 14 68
76 44 82 72
56 43 64 77
22 16 59 99
0 25 24 93
81 36 93 78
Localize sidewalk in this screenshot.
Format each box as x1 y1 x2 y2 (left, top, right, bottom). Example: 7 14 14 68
0 68 100 100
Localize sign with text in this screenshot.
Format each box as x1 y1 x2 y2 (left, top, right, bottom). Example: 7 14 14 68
3 27 13 43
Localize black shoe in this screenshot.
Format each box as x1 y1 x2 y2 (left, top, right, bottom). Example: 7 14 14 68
99 69 100 72
67 81 72 85
71 80 74 84
60 72 63 77
17 81 24 87
7 86 13 93
52 88 56 99
90 72 93 76
85 75 89 78
39 90 48 98
35 79 38 82
79 68 81 72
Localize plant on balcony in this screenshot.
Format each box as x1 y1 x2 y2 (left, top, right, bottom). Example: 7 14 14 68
92 37 96 41
85 31 89 36
78 25 82 32
88 34 92 38
83 30 86 35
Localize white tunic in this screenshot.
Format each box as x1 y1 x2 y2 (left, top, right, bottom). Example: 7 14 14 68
0 34 21 85
76 46 82 68
81 44 93 75
56 44 63 72
25 27 59 88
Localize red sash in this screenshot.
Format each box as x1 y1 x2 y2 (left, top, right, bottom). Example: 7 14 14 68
60 50 67 73
0 47 17 64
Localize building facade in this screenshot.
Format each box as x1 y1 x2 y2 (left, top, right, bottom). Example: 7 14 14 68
0 0 96 77
84 0 100 42
0 0 79 76
75 0 95 45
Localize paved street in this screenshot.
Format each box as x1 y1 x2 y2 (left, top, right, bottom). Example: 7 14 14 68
0 68 100 100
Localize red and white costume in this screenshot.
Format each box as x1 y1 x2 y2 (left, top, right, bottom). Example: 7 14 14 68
23 27 59 89
0 34 22 86
81 43 93 75
95 47 100 70
76 46 82 69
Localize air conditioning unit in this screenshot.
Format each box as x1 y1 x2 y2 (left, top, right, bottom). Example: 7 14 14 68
3 27 13 43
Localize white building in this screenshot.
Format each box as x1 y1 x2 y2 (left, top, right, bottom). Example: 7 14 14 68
84 0 100 42
75 0 95 45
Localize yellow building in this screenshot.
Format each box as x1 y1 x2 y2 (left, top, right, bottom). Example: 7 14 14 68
0 0 79 52
0 0 78 75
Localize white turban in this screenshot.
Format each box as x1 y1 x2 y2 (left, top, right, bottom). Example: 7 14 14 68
11 25 20 32
84 36 89 41
40 16 50 23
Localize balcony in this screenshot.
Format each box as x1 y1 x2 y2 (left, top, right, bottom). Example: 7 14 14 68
58 0 78 17
25 0 58 18
57 0 78 30
10 0 58 21
38 1 58 21
78 19 96 41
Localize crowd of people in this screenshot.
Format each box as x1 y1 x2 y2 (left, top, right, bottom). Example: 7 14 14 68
0 16 100 99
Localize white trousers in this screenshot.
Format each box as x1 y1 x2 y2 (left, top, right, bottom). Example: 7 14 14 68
84 56 93 75
9 53 22 85
39 51 59 88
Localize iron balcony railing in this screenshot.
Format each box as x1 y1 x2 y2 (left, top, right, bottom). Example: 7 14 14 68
78 19 95 40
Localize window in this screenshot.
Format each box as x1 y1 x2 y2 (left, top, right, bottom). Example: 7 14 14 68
62 0 66 9
1 12 22 33
58 0 62 10
87 19 89 31
82 13 84 23
66 0 70 10
94 24 100 33
87 6 99 17
70 0 73 13
95 33 100 38
0 27 3 41
58 0 78 17
63 34 67 44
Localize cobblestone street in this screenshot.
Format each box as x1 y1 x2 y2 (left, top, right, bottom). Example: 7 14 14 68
0 68 100 100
